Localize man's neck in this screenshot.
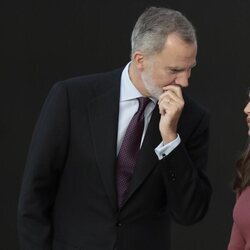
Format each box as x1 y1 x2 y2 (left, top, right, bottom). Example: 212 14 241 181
128 62 148 97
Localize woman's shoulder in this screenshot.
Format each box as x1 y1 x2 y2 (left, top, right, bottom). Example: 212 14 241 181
236 186 250 205
239 186 250 196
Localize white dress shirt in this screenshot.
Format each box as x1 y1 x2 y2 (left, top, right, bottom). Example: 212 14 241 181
117 63 180 160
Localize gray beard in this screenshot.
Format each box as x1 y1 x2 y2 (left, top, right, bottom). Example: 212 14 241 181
141 73 163 100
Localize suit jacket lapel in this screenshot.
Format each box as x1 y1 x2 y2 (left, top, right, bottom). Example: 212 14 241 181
88 70 121 211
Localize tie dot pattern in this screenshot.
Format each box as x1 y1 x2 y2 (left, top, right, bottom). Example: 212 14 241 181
116 97 151 207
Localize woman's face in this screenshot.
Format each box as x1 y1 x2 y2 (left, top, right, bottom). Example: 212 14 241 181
244 97 250 136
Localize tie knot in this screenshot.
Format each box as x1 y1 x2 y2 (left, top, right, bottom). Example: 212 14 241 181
137 97 151 114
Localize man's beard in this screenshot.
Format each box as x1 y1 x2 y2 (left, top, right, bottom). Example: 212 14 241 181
141 69 163 100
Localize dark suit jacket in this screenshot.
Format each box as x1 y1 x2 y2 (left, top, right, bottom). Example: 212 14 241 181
18 68 212 250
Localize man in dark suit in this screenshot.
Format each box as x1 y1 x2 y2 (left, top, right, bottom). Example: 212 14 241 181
18 6 212 250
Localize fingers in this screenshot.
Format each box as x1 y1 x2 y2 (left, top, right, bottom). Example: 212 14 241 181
162 85 183 99
159 102 167 116
158 99 181 116
158 85 184 107
158 91 179 105
158 85 185 142
158 95 178 116
158 85 184 116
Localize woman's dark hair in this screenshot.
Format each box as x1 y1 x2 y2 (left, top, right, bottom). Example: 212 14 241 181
233 143 250 193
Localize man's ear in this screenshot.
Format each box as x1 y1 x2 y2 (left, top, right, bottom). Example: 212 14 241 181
132 51 145 71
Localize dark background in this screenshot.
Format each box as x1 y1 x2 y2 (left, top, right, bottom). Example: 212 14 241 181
1 0 250 249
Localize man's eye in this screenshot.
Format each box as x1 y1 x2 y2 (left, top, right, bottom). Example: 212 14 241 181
170 69 180 73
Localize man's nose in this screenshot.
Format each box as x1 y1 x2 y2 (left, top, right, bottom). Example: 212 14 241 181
175 71 190 87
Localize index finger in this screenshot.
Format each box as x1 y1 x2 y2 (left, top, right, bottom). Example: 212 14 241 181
163 85 183 99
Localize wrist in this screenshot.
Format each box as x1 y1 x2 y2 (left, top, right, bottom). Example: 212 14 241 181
162 132 177 144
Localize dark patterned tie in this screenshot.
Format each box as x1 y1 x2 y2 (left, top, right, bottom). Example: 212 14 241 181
116 97 151 208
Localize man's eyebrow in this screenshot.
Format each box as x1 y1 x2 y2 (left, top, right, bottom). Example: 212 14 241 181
168 62 197 71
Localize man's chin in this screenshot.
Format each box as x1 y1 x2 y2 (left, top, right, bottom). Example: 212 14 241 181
142 79 163 99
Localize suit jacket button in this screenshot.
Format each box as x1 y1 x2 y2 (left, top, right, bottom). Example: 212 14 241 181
116 222 122 227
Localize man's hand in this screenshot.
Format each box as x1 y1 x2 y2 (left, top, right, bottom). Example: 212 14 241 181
158 85 184 144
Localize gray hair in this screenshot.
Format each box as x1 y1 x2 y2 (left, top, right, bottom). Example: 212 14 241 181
131 7 196 57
